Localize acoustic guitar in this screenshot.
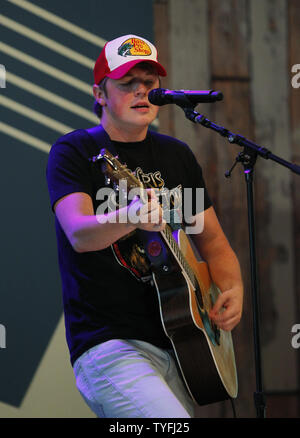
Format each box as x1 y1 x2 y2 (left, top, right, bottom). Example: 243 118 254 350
93 148 238 406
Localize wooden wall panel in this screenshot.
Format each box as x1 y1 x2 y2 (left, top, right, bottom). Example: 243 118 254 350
289 0 300 415
209 0 256 418
289 5 300 320
210 0 250 79
154 0 256 418
250 0 297 392
153 0 174 136
211 81 257 418
154 0 299 417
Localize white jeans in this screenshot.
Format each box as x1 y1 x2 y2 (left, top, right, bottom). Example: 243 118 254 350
73 339 195 418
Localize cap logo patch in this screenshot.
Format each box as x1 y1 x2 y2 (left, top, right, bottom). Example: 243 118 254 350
118 38 152 57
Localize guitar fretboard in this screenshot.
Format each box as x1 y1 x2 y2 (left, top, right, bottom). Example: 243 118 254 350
161 224 197 291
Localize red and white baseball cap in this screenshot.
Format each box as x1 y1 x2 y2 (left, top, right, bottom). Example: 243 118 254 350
93 34 167 84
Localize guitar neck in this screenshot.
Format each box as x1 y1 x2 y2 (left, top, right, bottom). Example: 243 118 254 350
160 225 197 290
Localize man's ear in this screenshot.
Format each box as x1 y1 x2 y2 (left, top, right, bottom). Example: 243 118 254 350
93 84 106 106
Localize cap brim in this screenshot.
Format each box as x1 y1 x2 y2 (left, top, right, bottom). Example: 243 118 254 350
107 59 167 79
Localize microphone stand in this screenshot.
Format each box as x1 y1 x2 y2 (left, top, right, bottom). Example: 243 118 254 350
182 107 300 419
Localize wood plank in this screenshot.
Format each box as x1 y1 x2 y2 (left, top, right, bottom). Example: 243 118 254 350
153 0 175 137
209 0 250 79
209 0 257 418
154 0 257 418
288 0 300 398
250 0 297 392
168 0 219 216
210 82 257 420
154 0 223 418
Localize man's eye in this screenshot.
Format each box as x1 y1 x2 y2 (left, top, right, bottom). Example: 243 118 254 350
117 79 156 90
119 82 132 88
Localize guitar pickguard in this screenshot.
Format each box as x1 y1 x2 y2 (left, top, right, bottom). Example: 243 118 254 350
194 283 220 347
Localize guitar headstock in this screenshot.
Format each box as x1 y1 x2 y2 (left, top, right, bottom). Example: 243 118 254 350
93 148 145 199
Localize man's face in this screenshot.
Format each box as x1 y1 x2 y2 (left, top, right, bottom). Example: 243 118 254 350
97 65 160 137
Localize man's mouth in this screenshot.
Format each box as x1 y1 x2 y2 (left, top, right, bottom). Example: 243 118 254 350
131 102 149 109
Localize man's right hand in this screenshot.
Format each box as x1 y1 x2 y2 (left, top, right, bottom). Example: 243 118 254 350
127 188 166 232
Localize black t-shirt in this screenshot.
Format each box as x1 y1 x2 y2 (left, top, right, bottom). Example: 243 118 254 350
46 127 212 366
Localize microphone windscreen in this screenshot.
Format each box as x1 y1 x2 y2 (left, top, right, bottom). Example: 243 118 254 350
148 88 167 106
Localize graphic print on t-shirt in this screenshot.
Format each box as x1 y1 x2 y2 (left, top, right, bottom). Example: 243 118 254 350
110 165 183 282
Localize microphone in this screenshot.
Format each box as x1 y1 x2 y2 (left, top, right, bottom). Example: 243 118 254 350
148 88 223 107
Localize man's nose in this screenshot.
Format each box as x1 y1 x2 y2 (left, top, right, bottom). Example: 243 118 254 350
134 81 148 95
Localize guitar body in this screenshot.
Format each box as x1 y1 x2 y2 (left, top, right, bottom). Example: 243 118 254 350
95 148 238 406
151 229 238 406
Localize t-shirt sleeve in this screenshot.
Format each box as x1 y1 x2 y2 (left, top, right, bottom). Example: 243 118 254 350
183 145 212 216
46 136 93 212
